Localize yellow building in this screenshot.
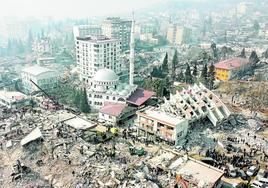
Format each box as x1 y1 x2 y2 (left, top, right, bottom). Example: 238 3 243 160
215 58 250 81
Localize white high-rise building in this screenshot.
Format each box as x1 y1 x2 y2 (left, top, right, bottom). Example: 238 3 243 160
75 35 123 83
73 25 102 38
102 17 132 51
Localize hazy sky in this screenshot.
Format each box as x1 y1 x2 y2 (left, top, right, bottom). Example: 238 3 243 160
0 0 165 19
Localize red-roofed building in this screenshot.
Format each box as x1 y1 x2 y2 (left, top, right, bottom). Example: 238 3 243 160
214 58 250 81
127 88 155 106
99 102 136 126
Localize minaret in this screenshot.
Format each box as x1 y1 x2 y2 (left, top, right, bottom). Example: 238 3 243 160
129 12 135 86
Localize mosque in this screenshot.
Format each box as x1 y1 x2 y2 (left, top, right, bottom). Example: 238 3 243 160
86 14 154 109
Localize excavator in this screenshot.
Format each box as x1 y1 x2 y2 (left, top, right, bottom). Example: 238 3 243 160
30 79 61 110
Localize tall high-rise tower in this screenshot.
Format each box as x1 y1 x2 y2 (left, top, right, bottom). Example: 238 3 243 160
129 13 135 86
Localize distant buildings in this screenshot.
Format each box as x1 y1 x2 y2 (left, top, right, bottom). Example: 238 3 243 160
102 17 132 51
75 36 122 83
215 58 250 81
167 24 192 45
0 90 30 108
32 37 52 56
73 25 102 38
21 65 58 93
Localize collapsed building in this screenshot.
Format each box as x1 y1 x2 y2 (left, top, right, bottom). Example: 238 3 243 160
136 83 231 145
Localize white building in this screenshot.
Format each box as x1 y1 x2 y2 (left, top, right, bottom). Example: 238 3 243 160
73 25 102 38
102 17 132 51
87 68 137 109
21 65 58 93
0 90 30 108
137 108 189 145
32 37 52 56
75 36 123 83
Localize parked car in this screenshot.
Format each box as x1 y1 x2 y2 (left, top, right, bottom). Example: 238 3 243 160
257 169 268 180
246 166 260 177
237 169 249 180
228 165 237 178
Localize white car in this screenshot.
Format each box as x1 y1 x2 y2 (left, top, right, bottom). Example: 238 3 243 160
246 166 259 177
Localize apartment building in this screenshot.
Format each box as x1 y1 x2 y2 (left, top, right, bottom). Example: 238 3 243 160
137 108 189 145
167 24 192 45
215 58 250 81
73 25 102 38
102 17 132 51
21 65 58 93
75 36 122 82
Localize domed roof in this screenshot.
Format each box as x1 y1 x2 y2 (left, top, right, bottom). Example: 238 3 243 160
93 69 119 82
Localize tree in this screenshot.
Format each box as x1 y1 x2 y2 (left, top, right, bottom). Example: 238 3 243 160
184 63 193 84
263 49 268 58
253 20 260 34
177 71 185 82
221 46 228 59
192 63 198 77
162 52 169 73
211 42 218 60
27 30 33 52
80 88 90 113
224 30 227 43
200 64 208 85
73 89 81 108
152 79 164 97
14 81 20 91
172 49 178 69
249 51 260 67
239 48 246 58
151 66 163 78
208 63 216 90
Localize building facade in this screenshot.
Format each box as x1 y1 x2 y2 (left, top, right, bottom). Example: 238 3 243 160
136 108 189 145
75 36 123 83
215 58 250 81
21 65 58 93
0 90 30 108
99 102 136 126
102 17 132 51
73 25 102 38
167 24 192 45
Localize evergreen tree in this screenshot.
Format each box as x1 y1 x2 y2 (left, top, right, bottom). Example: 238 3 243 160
80 88 90 113
200 64 208 85
192 63 198 77
224 30 227 43
74 90 81 108
152 79 164 97
211 42 218 60
151 66 163 78
208 63 216 90
253 20 260 33
14 81 20 91
27 30 33 52
184 63 193 84
249 51 259 67
239 48 246 58
172 49 178 69
221 46 228 59
263 49 268 58
162 52 168 73
177 71 185 82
